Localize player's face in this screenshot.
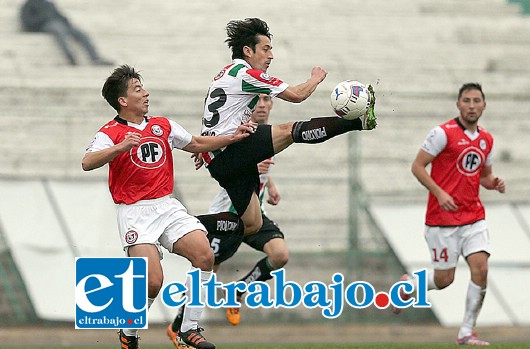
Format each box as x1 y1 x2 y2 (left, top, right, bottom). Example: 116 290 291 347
457 89 486 126
122 78 150 116
246 35 273 72
251 94 273 125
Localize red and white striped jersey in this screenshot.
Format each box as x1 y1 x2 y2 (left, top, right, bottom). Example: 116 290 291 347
200 59 288 164
421 118 495 226
85 116 192 204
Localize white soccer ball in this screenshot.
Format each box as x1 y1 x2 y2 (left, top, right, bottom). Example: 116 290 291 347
330 80 371 120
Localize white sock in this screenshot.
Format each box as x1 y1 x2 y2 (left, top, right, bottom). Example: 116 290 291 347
122 297 155 337
427 269 439 290
181 269 212 333
407 269 438 293
458 281 486 338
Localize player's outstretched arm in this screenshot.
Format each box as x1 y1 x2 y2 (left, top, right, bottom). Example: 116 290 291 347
82 132 141 171
183 122 257 153
277 66 327 103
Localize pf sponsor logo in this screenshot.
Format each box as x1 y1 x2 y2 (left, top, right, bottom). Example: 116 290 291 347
457 146 484 176
129 136 167 169
75 257 148 329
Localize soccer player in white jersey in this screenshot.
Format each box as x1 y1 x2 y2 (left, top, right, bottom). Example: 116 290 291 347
82 65 255 349
200 18 378 237
393 83 505 346
212 95 288 326
167 95 287 338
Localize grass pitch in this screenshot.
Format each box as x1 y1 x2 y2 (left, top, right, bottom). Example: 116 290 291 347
3 344 529 349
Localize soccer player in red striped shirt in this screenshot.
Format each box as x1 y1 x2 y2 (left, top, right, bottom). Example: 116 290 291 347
394 83 505 346
83 65 255 349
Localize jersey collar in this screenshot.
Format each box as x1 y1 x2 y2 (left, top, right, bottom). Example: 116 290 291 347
454 117 480 133
114 115 149 125
233 58 251 69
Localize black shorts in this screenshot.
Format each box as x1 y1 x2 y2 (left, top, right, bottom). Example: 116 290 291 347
208 214 284 265
243 214 284 252
207 125 274 215
208 229 244 265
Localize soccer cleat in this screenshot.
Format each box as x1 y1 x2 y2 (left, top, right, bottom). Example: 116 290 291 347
178 328 216 349
167 323 189 349
118 330 140 349
361 84 377 130
457 333 490 346
392 274 412 315
226 306 241 326
168 305 187 348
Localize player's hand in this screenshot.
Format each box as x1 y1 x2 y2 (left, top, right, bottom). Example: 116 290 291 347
191 153 204 170
267 186 281 205
437 191 458 211
119 132 141 152
230 121 258 141
494 177 506 193
258 158 274 174
311 66 327 83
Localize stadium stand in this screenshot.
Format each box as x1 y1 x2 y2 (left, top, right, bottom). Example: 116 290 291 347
0 0 529 327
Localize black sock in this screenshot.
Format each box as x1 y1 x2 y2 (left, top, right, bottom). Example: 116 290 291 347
196 212 244 237
171 302 184 332
237 257 274 298
291 116 363 144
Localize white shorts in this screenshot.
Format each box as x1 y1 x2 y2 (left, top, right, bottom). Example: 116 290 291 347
117 195 206 257
424 219 490 270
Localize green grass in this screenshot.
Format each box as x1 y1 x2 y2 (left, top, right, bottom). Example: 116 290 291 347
4 344 530 349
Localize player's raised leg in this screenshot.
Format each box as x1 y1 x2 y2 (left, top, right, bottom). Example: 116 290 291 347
273 85 376 152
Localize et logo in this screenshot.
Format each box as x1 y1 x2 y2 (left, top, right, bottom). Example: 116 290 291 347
75 258 148 329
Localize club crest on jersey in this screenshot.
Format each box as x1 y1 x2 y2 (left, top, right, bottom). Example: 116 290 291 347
479 139 487 150
243 108 253 119
151 125 163 136
214 69 226 81
260 73 271 81
125 230 138 244
456 146 484 176
130 136 167 169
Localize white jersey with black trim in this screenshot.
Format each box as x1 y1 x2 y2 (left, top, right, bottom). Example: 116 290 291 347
200 59 288 164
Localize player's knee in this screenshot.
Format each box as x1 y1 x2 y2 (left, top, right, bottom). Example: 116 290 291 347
270 252 288 269
191 249 215 271
243 217 263 235
272 122 295 152
472 264 488 282
147 275 163 297
435 274 454 289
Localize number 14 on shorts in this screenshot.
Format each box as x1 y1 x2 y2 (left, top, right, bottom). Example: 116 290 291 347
432 248 449 262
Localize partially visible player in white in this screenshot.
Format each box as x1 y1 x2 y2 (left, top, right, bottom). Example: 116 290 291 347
208 95 288 326
393 83 505 346
82 65 255 349
167 95 288 340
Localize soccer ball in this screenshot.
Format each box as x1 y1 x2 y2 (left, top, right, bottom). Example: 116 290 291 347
330 80 371 120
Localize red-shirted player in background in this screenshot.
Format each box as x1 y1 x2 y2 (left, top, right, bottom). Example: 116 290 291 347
82 65 255 349
393 83 505 346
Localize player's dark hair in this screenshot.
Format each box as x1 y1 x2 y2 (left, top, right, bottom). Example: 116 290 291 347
458 83 485 101
102 65 142 112
225 18 272 60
